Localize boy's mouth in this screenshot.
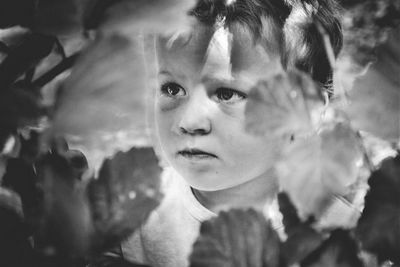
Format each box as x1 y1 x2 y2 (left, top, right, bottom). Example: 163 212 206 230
177 148 217 159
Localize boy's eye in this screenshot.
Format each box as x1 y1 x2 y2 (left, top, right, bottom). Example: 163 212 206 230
215 87 246 103
161 82 186 97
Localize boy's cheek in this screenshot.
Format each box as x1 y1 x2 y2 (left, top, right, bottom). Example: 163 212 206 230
156 97 182 111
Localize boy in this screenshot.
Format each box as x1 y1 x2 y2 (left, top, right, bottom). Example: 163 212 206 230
121 0 344 266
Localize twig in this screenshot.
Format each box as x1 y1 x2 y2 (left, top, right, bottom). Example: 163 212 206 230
32 53 79 88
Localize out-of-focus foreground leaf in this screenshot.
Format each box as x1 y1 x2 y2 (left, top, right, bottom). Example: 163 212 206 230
301 229 363 267
340 27 400 143
88 146 163 253
190 209 281 267
0 34 55 88
356 155 400 264
245 70 323 138
0 82 45 151
278 193 324 266
51 34 151 167
276 122 363 219
34 145 162 257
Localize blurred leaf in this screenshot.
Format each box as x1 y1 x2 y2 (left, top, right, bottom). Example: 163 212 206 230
97 0 196 35
87 147 163 252
278 193 324 266
0 33 55 88
51 34 152 166
245 70 323 138
0 83 45 149
302 229 363 267
190 209 281 267
276 122 363 219
356 154 400 264
340 27 400 143
340 0 400 66
0 27 31 48
35 149 92 258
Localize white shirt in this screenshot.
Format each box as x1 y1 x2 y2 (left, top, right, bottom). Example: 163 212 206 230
121 167 361 267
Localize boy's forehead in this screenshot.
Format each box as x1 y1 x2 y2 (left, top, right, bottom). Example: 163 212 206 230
156 22 281 82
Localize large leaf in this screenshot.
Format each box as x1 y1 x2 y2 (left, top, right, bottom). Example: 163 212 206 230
35 149 92 258
87 146 163 252
356 155 400 264
339 27 400 143
190 209 281 267
302 230 363 267
276 122 363 219
51 34 151 167
278 193 324 266
0 82 45 150
245 70 323 138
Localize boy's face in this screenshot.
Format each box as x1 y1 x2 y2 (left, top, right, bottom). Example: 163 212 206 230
154 22 283 191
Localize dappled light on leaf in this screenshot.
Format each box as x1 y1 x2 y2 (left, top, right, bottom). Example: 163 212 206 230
276 122 363 219
190 209 280 267
245 70 323 138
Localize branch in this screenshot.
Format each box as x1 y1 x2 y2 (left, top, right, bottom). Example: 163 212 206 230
32 53 79 88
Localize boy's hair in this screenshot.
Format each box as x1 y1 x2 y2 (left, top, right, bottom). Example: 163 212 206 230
189 0 343 93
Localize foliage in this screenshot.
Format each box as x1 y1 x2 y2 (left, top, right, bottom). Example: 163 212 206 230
0 0 400 267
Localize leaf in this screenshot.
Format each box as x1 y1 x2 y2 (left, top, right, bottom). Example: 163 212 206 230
87 146 163 252
278 193 324 266
51 34 151 167
190 209 281 267
339 27 400 143
0 33 55 88
35 149 92 258
0 82 45 149
356 154 400 264
302 229 363 267
276 122 363 219
245 70 323 138
97 0 196 35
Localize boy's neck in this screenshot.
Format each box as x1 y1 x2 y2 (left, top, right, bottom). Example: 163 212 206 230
191 169 278 214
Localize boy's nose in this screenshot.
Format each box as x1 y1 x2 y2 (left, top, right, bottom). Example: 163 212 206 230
176 89 212 136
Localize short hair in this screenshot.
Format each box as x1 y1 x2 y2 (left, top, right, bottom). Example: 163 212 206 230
189 0 343 93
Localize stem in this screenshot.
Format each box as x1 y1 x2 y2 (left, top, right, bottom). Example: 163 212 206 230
32 53 79 88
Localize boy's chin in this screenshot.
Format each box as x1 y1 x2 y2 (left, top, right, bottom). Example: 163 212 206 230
184 176 239 192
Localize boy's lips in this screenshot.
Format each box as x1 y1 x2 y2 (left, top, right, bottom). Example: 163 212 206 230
177 148 217 159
